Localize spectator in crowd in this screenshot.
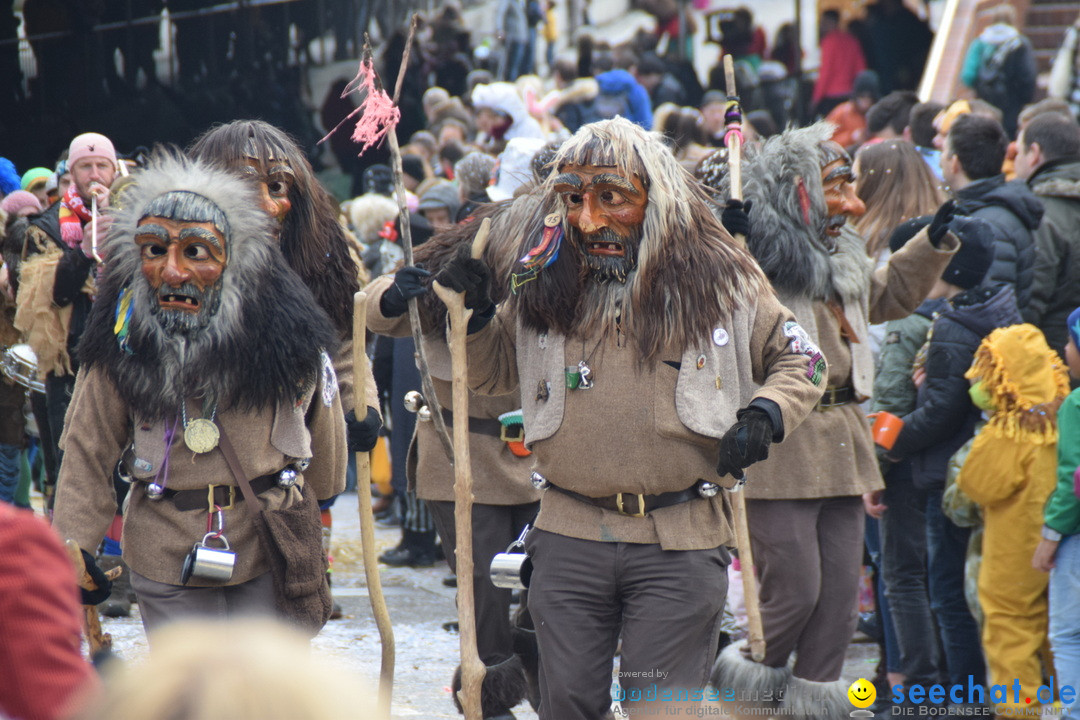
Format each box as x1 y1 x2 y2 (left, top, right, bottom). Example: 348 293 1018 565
700 90 727 147
1032 306 1080 719
0 503 98 720
961 3 1037 138
771 22 802 78
862 0 932 94
472 82 545 154
906 101 946 180
958 324 1069 717
854 139 946 270
1049 11 1080 122
496 0 529 81
864 90 919 144
1013 113 1080 358
417 182 460 232
813 9 867 118
72 619 375 720
454 151 497 222
884 210 1013 693
634 53 686 108
20 168 51 206
825 70 880 149
943 113 1042 313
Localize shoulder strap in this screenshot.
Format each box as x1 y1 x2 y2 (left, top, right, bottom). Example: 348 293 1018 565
215 421 264 524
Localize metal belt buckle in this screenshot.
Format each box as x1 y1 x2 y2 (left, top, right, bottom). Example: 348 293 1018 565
207 484 236 511
616 492 647 518
500 424 525 443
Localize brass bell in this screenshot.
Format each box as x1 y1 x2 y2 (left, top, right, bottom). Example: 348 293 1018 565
403 390 425 413
417 405 433 422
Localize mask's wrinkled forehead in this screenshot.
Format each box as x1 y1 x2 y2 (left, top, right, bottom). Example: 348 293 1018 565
141 190 230 241
818 141 853 182
553 131 648 192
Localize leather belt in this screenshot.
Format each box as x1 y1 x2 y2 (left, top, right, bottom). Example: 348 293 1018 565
152 474 279 512
548 481 705 518
440 409 514 440
816 385 856 411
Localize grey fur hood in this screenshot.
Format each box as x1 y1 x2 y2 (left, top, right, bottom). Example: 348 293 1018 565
727 122 872 302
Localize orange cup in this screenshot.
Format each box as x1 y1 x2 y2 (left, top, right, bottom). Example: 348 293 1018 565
867 411 904 450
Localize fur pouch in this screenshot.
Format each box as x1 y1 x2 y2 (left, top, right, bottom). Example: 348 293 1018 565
253 482 332 636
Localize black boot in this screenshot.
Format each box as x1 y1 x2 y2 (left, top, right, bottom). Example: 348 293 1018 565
512 626 541 711
378 529 437 568
452 655 528 719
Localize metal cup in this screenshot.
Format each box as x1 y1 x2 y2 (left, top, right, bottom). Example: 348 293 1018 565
489 525 533 590
181 533 236 584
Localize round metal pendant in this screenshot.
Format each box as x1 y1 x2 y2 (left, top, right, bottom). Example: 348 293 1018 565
183 418 220 454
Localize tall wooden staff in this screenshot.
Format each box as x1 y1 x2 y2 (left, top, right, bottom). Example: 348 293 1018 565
385 16 456 464
353 291 395 718
723 53 766 663
431 218 492 720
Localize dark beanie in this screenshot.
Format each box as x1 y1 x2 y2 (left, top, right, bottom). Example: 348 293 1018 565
941 215 995 290
401 154 426 184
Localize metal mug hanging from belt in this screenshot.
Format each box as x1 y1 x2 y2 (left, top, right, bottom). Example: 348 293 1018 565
180 532 236 585
490 524 533 590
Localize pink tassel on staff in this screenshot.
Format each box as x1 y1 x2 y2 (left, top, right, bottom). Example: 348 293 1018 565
319 56 401 156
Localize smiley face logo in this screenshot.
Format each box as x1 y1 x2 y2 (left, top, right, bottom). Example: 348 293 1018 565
848 678 876 708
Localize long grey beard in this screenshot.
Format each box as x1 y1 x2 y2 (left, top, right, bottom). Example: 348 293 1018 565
150 283 222 336
578 228 641 284
572 276 628 342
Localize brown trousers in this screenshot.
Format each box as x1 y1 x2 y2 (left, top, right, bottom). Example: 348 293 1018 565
745 496 864 681
130 570 276 637
525 529 728 720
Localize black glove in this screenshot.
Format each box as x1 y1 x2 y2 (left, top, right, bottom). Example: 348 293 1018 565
434 248 494 315
79 550 113 606
721 199 753 241
345 406 382 453
927 199 956 248
379 265 431 318
716 407 774 481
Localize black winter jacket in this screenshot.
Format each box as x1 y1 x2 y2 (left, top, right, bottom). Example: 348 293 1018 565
887 283 1023 490
954 174 1043 314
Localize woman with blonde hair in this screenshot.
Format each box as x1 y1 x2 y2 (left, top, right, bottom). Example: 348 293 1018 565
854 139 945 265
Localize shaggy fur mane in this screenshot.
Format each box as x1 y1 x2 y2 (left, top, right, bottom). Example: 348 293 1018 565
512 118 767 362
188 120 359 338
410 193 542 331
730 122 872 302
79 152 338 420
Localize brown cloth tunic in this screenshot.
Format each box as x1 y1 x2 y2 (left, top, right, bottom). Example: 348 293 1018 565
364 275 538 505
51 364 346 587
467 290 825 550
745 227 958 499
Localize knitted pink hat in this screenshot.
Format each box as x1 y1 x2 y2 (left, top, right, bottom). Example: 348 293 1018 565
68 133 117 168
1 190 43 217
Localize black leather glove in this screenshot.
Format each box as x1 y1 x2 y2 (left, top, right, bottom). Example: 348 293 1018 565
80 550 113 606
927 199 956 248
716 407 775 481
721 199 753 241
379 265 431 318
345 406 382 453
434 248 494 316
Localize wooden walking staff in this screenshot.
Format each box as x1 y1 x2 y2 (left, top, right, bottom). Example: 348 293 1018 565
431 218 492 720
64 540 122 660
722 53 766 663
383 17 456 465
353 291 395 719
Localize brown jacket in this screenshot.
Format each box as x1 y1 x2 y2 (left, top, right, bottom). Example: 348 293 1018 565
745 227 958 499
52 364 347 587
364 275 538 505
467 289 825 550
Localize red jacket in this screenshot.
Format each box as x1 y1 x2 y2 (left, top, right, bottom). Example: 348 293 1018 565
0 505 97 720
813 30 867 105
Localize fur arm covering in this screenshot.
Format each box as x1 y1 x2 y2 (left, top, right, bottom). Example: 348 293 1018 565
868 225 958 325
14 245 73 378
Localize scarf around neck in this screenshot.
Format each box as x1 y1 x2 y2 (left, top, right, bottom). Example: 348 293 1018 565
59 183 92 249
